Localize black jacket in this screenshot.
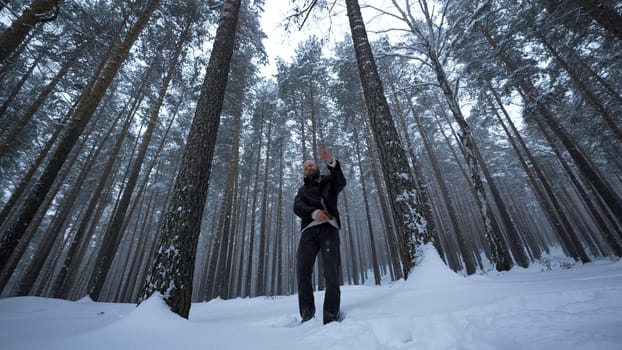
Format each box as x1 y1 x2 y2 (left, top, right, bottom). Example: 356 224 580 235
293 160 346 231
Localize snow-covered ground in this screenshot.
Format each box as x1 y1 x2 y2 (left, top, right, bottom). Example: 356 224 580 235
2 245 621 350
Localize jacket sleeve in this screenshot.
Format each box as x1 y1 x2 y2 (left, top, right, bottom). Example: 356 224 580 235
294 188 317 219
328 160 346 194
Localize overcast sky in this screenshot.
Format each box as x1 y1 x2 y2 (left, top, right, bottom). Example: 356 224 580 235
258 0 386 78
258 0 409 78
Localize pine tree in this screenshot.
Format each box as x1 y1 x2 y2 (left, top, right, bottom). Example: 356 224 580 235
0 0 160 270
141 0 242 319
0 0 60 64
345 0 429 277
87 10 195 302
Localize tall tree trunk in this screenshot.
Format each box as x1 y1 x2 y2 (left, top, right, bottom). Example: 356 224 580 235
0 106 71 229
480 25 622 225
140 0 241 319
0 116 94 294
226 179 244 299
207 57 247 300
535 31 622 143
244 112 265 297
256 115 273 297
298 96 308 162
0 0 60 64
487 88 601 260
537 116 609 258
67 161 123 299
573 0 622 41
274 141 285 295
122 190 156 302
121 102 181 302
98 126 144 301
385 75 442 263
563 45 622 106
346 0 428 277
389 0 519 270
86 87 150 301
118 190 155 302
120 64 190 302
361 116 402 280
14 125 110 296
353 127 381 284
0 0 159 269
428 37 523 270
0 31 34 81
87 18 190 301
0 42 85 156
0 51 44 118
235 171 251 297
434 106 490 267
342 190 359 285
409 103 476 275
130 176 173 302
49 84 147 298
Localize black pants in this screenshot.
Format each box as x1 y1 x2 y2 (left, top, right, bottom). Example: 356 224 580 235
296 224 341 324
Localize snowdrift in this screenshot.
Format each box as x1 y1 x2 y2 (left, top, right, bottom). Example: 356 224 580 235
1 246 621 350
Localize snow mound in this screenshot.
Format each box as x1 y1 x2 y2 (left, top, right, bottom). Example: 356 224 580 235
407 243 469 288
118 293 186 327
2 253 621 350
75 295 95 303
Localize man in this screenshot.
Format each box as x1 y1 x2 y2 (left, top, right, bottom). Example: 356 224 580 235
293 148 346 324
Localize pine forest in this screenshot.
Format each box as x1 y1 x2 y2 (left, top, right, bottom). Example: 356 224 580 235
0 0 621 318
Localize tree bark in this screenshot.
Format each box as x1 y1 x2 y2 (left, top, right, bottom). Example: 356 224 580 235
235 170 251 297
362 115 402 280
353 127 381 284
244 111 264 297
341 190 359 285
121 99 182 302
573 0 622 41
0 0 60 64
429 35 522 270
346 0 428 277
256 114 273 296
140 0 241 319
274 141 285 295
384 72 442 265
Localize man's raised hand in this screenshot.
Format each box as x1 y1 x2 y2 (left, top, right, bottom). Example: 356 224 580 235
319 148 333 163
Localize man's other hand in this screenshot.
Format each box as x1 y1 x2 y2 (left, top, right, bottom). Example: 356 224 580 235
316 210 329 222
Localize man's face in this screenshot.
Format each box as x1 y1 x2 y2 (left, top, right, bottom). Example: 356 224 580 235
303 161 320 179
